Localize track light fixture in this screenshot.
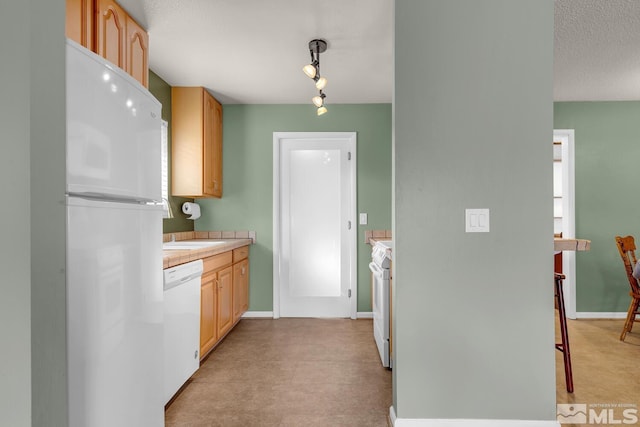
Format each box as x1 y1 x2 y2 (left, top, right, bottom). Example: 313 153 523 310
303 39 328 115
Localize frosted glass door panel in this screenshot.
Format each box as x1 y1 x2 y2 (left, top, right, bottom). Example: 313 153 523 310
278 135 355 318
289 149 341 297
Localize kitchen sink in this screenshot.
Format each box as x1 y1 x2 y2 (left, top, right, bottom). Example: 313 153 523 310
163 241 226 250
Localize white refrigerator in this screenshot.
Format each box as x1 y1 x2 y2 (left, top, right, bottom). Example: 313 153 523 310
65 39 165 427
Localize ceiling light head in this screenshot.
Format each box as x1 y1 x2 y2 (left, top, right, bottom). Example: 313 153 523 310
312 96 323 108
317 106 328 116
312 93 326 108
315 76 327 90
303 64 317 79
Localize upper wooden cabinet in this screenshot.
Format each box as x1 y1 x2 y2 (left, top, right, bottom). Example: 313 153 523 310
172 87 223 198
124 15 149 88
205 92 223 198
66 0 149 88
66 0 93 49
95 0 126 70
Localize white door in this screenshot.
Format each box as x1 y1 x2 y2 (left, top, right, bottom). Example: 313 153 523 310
273 132 357 318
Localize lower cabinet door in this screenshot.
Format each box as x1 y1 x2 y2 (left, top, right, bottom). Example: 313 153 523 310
216 266 234 338
233 259 249 322
200 273 217 359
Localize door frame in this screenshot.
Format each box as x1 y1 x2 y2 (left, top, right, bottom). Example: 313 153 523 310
554 129 576 319
272 132 357 319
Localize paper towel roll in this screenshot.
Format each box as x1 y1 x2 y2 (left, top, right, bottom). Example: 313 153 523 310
182 202 201 220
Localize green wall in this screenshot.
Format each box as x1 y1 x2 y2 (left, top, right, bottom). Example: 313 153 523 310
2 2 34 424
394 0 555 420
148 70 195 233
27 1 69 425
195 104 392 312
555 101 640 312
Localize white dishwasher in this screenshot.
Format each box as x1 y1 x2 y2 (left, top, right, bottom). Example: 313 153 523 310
163 259 203 404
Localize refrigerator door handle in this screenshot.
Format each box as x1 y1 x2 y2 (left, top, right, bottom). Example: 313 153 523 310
67 191 162 205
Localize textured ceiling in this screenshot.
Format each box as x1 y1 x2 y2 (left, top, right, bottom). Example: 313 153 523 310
118 0 640 104
554 0 640 101
118 0 392 104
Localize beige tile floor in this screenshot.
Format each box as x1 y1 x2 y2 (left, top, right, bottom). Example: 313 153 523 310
165 318 392 427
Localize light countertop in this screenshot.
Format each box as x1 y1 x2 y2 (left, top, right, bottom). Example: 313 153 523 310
163 239 252 269
368 237 590 252
554 238 591 252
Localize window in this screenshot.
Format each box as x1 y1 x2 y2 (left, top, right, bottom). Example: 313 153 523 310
161 120 171 218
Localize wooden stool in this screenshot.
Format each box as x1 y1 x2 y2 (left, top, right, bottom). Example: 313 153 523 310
555 273 574 393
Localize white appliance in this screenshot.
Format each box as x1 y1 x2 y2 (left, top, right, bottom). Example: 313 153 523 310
369 240 392 368
163 260 203 404
65 39 164 427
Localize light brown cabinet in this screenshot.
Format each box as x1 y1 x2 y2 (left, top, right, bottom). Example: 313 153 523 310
124 14 149 88
199 272 217 357
95 0 126 70
233 250 249 323
171 87 223 198
66 0 149 88
199 251 231 359
216 266 234 338
198 247 248 361
66 0 93 49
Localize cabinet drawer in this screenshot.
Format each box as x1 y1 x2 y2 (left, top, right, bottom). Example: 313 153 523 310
203 251 232 273
233 246 249 262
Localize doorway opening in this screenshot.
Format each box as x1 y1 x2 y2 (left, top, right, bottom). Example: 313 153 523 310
553 129 576 318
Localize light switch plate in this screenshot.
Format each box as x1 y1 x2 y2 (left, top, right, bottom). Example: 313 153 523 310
359 213 368 225
466 209 490 233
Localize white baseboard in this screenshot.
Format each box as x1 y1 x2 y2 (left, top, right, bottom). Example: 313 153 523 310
240 310 626 321
390 406 559 427
575 312 628 319
240 311 374 319
241 311 274 318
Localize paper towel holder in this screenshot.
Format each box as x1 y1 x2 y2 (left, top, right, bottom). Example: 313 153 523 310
182 202 201 220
